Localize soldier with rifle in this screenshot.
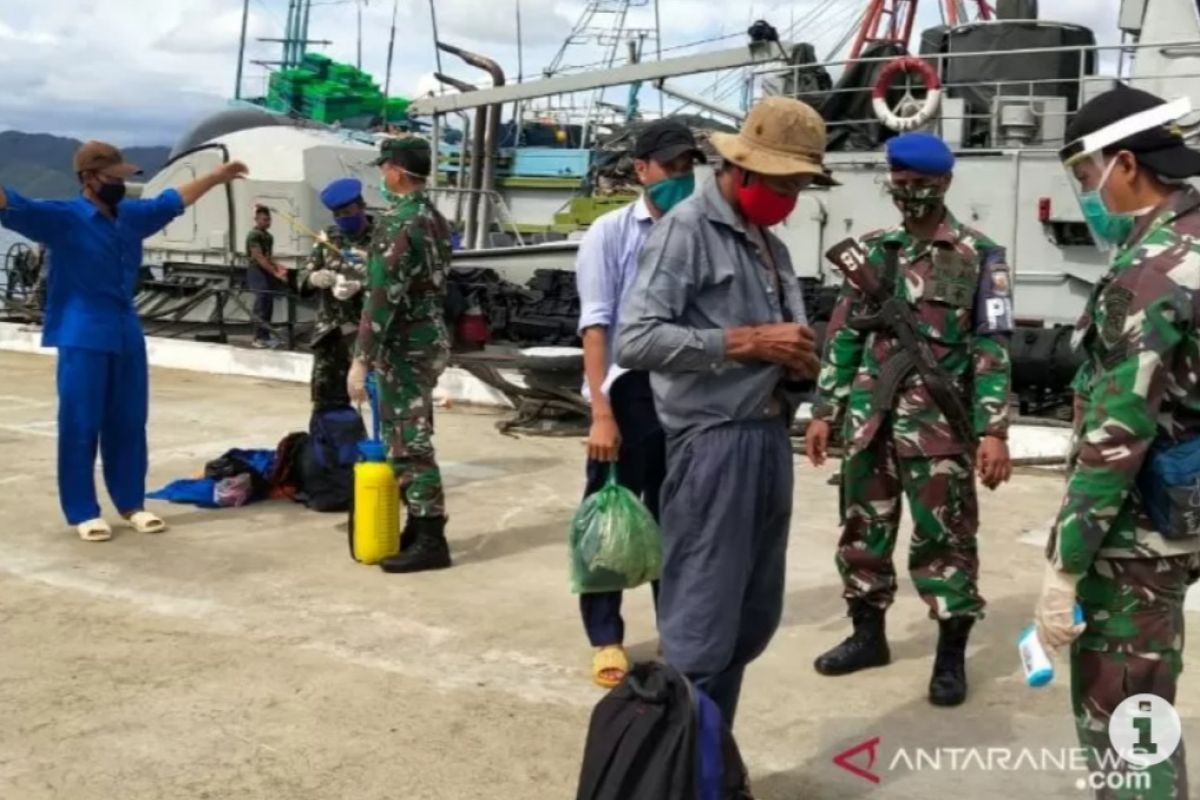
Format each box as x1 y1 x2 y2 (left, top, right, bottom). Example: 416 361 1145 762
806 131 1014 707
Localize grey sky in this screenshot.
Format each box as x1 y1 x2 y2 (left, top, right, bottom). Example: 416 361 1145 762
0 0 1120 147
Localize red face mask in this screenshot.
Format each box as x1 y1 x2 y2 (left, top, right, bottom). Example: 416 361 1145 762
737 175 798 227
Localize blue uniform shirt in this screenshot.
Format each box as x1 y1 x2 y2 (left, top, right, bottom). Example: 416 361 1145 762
0 188 185 353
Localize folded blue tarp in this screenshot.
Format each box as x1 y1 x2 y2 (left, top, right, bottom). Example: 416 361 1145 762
147 479 220 508
148 448 278 509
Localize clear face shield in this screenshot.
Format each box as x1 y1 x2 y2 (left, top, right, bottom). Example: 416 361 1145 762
1059 97 1192 252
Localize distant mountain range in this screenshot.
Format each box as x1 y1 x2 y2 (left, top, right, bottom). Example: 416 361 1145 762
0 131 171 199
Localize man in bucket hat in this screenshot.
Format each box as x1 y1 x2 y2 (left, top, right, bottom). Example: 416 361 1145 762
616 97 830 725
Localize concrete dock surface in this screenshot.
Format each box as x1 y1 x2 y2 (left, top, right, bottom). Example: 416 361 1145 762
0 350 1196 800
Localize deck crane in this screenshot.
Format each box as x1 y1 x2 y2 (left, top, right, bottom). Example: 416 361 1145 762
849 0 995 59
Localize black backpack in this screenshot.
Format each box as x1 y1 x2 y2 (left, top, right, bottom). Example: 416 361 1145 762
301 404 366 512
576 662 753 800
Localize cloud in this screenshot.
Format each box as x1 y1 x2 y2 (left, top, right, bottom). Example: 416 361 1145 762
153 3 274 55
0 0 1129 147
436 0 573 47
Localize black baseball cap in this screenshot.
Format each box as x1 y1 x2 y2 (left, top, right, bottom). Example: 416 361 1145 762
1063 85 1200 179
633 119 707 164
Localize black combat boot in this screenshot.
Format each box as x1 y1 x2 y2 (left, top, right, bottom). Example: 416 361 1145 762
399 515 417 552
928 617 975 707
380 516 451 573
814 601 891 676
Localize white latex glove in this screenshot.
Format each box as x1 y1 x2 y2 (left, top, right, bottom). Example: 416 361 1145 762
347 359 368 405
1034 563 1086 653
333 274 363 301
308 269 336 289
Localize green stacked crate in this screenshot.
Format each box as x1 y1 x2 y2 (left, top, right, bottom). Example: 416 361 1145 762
384 97 409 120
301 52 332 80
260 53 411 124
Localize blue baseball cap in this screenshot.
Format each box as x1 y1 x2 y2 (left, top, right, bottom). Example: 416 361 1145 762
320 177 364 211
885 132 954 175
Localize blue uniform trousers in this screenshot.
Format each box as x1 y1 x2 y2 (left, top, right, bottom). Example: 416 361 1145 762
56 343 149 525
579 371 666 646
657 417 793 726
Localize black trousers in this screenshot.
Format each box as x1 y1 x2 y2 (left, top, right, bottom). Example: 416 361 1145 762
246 266 282 342
579 371 666 647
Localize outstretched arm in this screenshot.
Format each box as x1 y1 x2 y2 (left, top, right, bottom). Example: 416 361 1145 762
0 186 71 246
123 161 250 240
178 161 248 208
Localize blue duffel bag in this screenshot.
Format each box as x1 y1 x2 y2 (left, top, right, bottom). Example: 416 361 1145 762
1136 436 1200 540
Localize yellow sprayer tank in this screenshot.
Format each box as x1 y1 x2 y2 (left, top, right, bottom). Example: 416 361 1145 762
349 375 401 564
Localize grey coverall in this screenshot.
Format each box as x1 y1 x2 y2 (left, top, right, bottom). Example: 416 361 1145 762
616 175 806 724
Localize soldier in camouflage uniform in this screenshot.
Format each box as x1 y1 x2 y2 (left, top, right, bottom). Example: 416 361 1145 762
1040 87 1200 799
299 177 374 407
807 132 1013 707
348 137 453 574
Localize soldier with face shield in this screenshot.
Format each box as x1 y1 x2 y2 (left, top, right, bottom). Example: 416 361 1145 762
1042 86 1200 798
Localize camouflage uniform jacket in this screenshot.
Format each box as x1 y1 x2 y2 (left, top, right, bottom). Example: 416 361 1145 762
812 211 1013 458
1048 187 1200 573
298 218 374 343
354 191 451 371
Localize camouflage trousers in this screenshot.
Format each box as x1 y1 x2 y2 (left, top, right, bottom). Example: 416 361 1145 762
836 435 984 620
310 331 354 406
1071 553 1200 799
378 356 445 519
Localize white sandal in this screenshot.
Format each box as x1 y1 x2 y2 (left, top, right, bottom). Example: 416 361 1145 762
76 518 113 542
123 510 167 534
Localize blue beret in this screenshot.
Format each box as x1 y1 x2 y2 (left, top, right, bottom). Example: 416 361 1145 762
885 132 954 175
320 177 363 211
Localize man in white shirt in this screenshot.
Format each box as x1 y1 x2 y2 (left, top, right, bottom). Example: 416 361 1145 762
574 119 705 687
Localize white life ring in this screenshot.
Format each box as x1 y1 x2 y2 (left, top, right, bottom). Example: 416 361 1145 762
871 56 943 133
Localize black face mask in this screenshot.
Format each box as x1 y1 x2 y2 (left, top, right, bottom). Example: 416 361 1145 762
95 179 126 208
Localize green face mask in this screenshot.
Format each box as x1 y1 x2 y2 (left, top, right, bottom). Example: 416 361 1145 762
379 179 402 205
646 173 695 214
1079 190 1136 246
1077 158 1150 249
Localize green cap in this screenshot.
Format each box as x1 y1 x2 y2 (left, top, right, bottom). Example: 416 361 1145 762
372 136 431 167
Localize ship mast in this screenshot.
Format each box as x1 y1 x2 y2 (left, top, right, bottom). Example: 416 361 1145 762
850 0 993 59
542 1 660 141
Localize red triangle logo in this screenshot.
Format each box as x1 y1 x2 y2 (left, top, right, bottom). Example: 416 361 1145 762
832 736 882 785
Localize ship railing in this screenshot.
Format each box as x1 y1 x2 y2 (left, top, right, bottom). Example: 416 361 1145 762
425 186 530 249
745 38 1200 149
132 261 307 350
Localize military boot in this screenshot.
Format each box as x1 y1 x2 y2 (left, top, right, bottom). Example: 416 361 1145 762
399 514 417 552
380 516 451 573
814 601 891 676
928 617 975 707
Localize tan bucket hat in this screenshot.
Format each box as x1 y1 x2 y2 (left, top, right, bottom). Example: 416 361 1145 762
710 96 837 186
73 141 141 179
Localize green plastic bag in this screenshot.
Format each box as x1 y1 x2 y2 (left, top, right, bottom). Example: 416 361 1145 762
569 465 663 594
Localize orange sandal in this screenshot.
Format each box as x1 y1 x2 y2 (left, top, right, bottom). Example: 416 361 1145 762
592 645 629 689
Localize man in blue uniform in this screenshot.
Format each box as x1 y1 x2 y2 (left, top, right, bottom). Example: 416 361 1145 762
0 141 248 541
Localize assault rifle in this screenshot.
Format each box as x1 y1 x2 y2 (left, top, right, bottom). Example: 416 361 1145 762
824 238 978 450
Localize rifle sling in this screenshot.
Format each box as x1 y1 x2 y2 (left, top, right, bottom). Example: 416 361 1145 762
863 312 978 448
